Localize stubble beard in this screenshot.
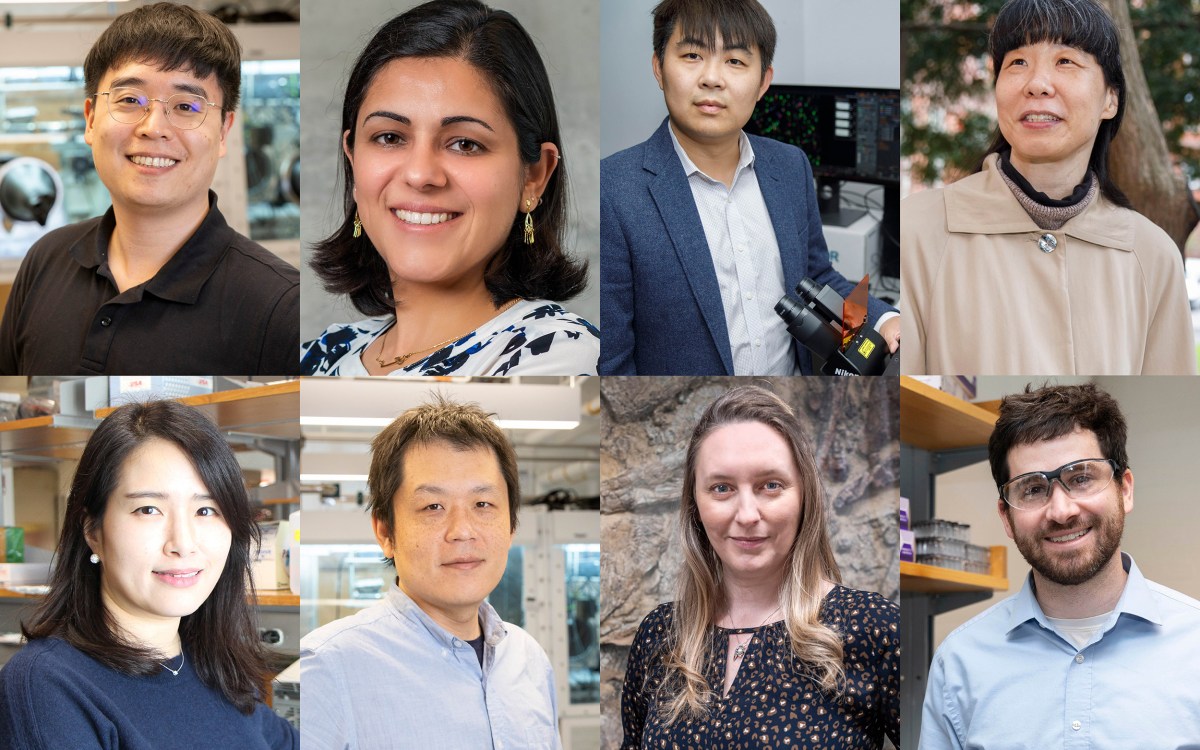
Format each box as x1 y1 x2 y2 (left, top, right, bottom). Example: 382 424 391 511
1010 495 1125 586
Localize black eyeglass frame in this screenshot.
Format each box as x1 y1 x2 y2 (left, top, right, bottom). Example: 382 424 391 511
998 458 1123 510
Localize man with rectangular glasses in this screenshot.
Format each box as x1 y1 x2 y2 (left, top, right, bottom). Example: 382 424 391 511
0 2 298 374
920 382 1200 749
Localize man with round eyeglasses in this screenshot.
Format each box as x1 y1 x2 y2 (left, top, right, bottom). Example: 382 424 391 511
920 383 1200 750
0 2 299 375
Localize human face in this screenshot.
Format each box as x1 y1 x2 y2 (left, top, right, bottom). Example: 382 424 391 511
693 421 801 583
999 428 1132 586
374 441 513 631
994 41 1118 180
346 57 556 295
652 27 773 150
84 61 233 219
86 439 232 640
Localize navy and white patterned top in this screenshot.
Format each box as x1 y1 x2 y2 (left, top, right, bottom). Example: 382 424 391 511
301 299 599 376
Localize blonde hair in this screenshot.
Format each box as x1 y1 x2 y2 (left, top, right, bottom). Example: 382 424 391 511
660 384 845 724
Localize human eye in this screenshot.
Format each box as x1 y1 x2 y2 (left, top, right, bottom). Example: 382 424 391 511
371 132 404 147
682 51 702 61
196 506 222 518
475 500 496 509
709 483 734 496
422 502 444 511
727 57 747 67
762 480 785 492
133 506 162 516
174 98 204 114
449 138 485 155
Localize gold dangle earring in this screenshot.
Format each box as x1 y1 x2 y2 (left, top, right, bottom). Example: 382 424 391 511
523 198 535 245
353 212 362 239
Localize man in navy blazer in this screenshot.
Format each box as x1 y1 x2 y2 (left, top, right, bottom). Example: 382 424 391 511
600 0 900 375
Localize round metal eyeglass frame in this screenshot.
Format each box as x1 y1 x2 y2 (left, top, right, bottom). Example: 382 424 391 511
95 88 220 130
998 458 1121 510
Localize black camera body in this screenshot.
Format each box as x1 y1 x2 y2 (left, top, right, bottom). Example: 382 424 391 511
775 278 894 376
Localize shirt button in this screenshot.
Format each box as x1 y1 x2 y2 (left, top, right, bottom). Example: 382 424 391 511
99 317 112 327
452 639 461 647
1071 720 1082 731
1074 653 1084 663
745 293 753 301
753 338 762 347
737 245 746 253
1038 233 1057 253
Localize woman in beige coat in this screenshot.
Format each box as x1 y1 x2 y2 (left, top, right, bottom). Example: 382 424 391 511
901 0 1196 375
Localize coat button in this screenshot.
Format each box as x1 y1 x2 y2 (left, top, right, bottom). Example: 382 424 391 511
100 317 112 327
1038 233 1057 253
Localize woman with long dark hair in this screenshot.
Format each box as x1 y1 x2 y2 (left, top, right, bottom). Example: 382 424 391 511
620 385 899 748
901 0 1195 375
301 0 598 377
0 400 296 749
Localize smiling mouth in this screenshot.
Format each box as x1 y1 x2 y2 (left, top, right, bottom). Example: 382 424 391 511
154 569 200 578
129 155 178 168
393 209 460 225
1022 114 1061 123
1047 528 1090 543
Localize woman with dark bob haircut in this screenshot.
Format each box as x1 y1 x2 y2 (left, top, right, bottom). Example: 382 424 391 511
0 400 296 749
302 0 599 377
901 0 1195 375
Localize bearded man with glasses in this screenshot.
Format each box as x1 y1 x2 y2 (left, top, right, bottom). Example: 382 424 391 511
919 382 1200 749
0 2 298 375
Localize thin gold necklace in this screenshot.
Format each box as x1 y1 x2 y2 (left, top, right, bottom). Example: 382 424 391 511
728 606 781 660
376 298 520 370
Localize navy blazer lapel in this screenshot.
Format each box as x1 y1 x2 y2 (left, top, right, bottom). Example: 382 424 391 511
753 150 804 287
642 121 735 374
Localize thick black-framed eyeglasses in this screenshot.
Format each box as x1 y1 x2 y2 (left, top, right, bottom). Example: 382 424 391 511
999 458 1120 511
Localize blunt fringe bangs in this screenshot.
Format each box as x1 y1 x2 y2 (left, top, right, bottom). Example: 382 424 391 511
981 0 1129 206
652 0 777 74
22 400 268 714
987 382 1129 488
84 2 242 115
309 0 587 317
367 395 520 564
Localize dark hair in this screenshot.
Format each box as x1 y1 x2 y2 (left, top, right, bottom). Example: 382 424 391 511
368 396 520 562
310 0 587 317
981 0 1129 206
22 400 267 714
652 0 777 75
84 2 242 116
987 382 1129 488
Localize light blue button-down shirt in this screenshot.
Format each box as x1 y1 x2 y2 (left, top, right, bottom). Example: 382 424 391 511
920 553 1200 749
299 583 560 750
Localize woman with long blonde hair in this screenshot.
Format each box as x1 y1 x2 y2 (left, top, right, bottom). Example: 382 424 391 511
620 385 899 748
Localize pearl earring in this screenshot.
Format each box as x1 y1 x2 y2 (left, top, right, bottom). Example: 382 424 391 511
89 553 99 564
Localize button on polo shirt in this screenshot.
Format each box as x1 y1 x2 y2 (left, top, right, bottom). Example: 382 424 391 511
0 192 300 375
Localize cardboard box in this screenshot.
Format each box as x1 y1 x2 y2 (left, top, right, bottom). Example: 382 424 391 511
251 521 290 590
900 529 915 563
107 376 214 406
899 497 910 531
1 527 24 562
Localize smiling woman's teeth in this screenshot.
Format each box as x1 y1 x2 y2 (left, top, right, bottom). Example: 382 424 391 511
130 156 178 168
394 209 453 225
1024 114 1060 122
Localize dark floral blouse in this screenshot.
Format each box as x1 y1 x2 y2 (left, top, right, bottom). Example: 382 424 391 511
621 586 900 749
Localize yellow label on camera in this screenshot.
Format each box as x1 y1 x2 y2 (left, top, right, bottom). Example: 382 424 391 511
857 339 875 358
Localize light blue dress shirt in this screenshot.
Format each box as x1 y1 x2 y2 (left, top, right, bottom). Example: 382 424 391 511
920 553 1200 749
299 583 560 750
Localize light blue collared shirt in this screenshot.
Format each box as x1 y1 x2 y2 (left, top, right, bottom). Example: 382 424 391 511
920 553 1200 749
299 583 560 750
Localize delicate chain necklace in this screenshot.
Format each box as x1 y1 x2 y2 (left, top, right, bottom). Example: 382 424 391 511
159 651 185 677
728 606 781 660
375 298 520 370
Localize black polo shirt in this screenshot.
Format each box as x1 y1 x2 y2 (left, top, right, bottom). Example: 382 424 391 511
0 193 299 375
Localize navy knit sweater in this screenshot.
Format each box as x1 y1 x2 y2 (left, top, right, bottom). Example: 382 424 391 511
0 637 297 750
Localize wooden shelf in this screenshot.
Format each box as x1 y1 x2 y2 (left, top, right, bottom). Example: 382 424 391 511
900 377 996 452
901 546 1009 594
96 380 300 440
0 416 95 460
0 587 298 608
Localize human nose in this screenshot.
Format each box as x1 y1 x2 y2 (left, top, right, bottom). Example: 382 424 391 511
444 505 478 542
165 513 198 557
403 141 448 190
732 490 761 526
134 99 174 138
1043 478 1080 524
1024 61 1055 97
698 57 725 89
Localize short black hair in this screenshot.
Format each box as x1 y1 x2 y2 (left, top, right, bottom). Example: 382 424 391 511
652 0 777 75
309 0 587 317
987 382 1129 489
980 0 1128 206
22 400 268 714
84 2 242 116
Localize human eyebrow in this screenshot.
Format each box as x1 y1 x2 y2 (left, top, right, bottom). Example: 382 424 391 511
123 491 215 502
442 115 494 132
362 110 411 127
108 76 147 90
172 82 211 100
411 483 501 497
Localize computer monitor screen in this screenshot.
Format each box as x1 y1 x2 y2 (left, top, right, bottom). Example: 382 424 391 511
744 85 900 185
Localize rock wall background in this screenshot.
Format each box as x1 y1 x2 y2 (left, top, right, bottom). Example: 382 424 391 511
599 376 900 749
